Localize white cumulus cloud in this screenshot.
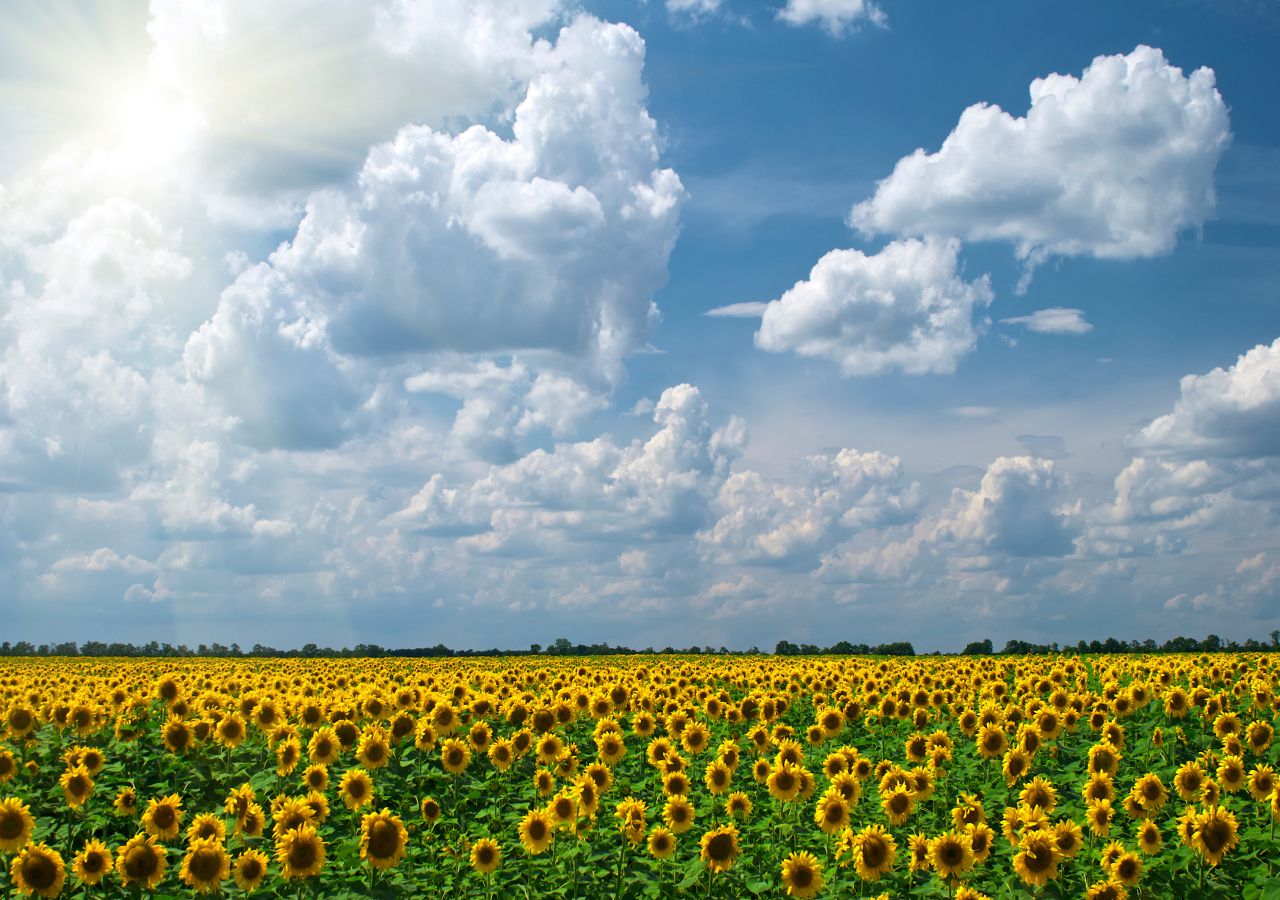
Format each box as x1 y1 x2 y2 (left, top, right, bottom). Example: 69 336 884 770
849 46 1230 267
777 0 885 36
755 238 992 375
1000 307 1093 335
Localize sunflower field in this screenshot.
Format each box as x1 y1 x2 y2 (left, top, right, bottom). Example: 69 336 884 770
1 653 1278 898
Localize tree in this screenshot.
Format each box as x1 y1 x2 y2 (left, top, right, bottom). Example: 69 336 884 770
962 639 993 655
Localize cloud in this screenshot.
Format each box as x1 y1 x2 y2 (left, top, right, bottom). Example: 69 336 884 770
1130 337 1280 459
705 301 768 318
666 0 722 20
928 456 1080 559
755 238 993 375
145 0 565 193
1016 435 1071 460
948 406 997 418
777 0 886 36
1001 307 1093 335
390 384 747 549
50 548 155 575
184 15 682 450
850 46 1231 268
699 449 924 565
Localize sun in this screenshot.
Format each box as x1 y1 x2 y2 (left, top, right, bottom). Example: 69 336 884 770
111 85 201 170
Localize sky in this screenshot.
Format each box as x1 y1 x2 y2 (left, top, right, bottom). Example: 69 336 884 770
2 0 1279 652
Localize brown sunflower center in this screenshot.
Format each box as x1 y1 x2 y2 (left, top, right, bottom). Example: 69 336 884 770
288 839 318 871
153 807 175 829
367 821 400 859
706 833 734 861
189 848 224 882
124 846 159 880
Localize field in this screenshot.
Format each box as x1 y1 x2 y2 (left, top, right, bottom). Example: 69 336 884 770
1 654 1277 898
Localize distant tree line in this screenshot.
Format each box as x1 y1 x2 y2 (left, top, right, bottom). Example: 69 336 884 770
0 630 1275 658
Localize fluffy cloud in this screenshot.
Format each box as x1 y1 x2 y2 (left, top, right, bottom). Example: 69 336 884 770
390 384 747 550
699 449 923 565
184 15 682 450
1130 338 1280 459
928 456 1080 559
755 238 992 375
146 0 564 192
850 46 1231 265
777 0 886 36
1000 308 1093 335
1084 339 1280 561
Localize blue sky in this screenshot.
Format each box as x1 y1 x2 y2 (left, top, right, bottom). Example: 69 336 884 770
2 0 1278 651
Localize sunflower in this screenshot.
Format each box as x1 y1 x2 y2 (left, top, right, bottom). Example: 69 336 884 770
277 822 325 880
272 798 315 840
1247 764 1276 802
420 796 442 824
308 727 341 765
142 794 184 840
1192 805 1239 866
488 738 515 771
233 848 270 892
647 826 676 860
519 809 554 855
1202 779 1222 806
704 759 732 795
360 809 408 870
681 722 711 756
615 797 647 844
1135 819 1162 855
1085 880 1127 900
0 749 17 784
844 824 896 882
1052 820 1083 859
238 803 266 839
699 824 740 873
72 839 111 886
357 729 392 771
725 791 752 819
470 838 501 875
951 792 985 829
1246 720 1274 754
223 783 256 821
1217 755 1246 794
275 737 302 776
584 762 613 793
976 725 1008 759
10 842 65 898
882 786 915 826
1002 748 1032 786
781 850 824 899
766 761 804 803
1088 743 1121 778
663 795 696 834
1019 776 1056 813
180 837 230 894
1111 851 1142 887
1173 762 1204 802
441 738 471 775
908 833 931 872
162 717 194 755
547 791 579 832
116 834 167 889
216 712 247 748
468 721 493 753
60 766 94 808
929 830 975 880
5 705 37 739
1130 772 1168 814
302 764 329 793
0 797 36 852
339 768 374 810
965 822 996 864
534 768 556 797
1012 830 1060 887
663 770 692 797
802 789 843 837
187 813 227 843
1086 799 1114 837
752 758 772 784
